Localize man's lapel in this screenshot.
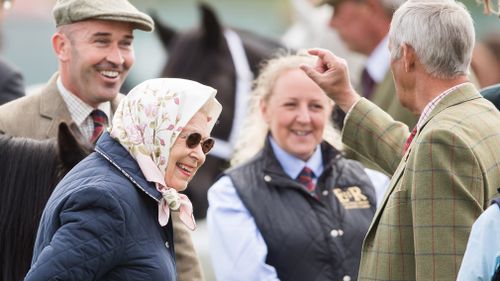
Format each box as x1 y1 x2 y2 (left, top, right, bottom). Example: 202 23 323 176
40 73 74 138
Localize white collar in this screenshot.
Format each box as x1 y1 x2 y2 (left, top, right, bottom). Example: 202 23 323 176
365 35 390 83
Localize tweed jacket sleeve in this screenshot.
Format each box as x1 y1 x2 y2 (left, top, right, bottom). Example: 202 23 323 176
343 98 410 176
342 87 500 280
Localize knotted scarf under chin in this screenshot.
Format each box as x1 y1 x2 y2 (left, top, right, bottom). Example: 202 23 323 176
136 153 196 230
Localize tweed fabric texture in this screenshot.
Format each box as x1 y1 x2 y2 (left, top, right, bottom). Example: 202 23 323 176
52 0 154 31
343 83 500 280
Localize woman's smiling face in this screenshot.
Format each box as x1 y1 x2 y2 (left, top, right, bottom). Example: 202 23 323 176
165 111 209 191
260 68 331 161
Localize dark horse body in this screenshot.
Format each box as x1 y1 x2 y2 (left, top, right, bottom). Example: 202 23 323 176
154 4 285 218
0 124 91 281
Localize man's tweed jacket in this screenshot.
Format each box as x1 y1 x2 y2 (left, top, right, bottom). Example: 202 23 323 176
0 73 203 281
343 83 500 280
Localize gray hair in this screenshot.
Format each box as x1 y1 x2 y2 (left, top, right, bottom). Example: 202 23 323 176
389 0 475 79
230 52 342 167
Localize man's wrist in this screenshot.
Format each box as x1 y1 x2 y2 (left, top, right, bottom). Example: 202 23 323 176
342 97 363 127
337 92 361 113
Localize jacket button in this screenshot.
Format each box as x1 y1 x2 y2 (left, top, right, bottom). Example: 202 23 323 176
165 241 169 248
343 275 351 281
264 175 272 182
330 229 344 237
322 190 329 196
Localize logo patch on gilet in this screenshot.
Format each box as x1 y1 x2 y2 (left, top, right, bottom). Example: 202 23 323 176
333 186 371 209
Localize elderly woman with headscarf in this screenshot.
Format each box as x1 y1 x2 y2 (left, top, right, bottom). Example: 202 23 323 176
25 78 222 280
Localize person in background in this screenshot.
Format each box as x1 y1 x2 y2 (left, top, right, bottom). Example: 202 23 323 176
459 2 500 278
457 187 500 281
0 0 25 105
319 0 417 129
471 38 500 89
480 83 500 110
207 53 389 281
317 0 416 173
0 0 203 279
25 78 222 280
0 0 143 141
302 0 500 280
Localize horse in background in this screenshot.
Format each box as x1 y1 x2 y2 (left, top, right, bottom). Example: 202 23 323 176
153 3 286 218
0 123 91 281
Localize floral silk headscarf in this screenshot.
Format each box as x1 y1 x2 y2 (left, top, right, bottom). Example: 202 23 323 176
109 78 222 230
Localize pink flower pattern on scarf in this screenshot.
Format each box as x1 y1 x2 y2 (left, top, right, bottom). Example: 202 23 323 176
109 78 221 230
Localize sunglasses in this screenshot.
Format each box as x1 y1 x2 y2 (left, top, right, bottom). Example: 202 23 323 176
179 132 215 154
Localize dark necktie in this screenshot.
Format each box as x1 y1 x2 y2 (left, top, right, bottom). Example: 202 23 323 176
402 127 417 155
297 167 316 194
361 68 376 99
90 109 107 144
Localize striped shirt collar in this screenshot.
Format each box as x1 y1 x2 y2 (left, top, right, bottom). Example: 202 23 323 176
416 82 470 131
56 76 111 127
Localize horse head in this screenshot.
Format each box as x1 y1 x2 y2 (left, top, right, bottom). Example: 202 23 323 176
154 4 236 143
152 3 286 218
0 122 92 281
57 123 93 180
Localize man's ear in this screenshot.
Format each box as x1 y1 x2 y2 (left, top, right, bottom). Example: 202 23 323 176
402 43 416 73
52 32 71 62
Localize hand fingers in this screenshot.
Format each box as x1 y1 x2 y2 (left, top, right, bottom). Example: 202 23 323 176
307 48 328 58
308 48 337 72
300 64 321 85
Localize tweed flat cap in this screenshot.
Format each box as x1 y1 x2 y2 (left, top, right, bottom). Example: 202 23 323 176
53 0 154 32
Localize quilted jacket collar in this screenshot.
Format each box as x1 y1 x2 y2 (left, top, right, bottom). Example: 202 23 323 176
95 132 162 203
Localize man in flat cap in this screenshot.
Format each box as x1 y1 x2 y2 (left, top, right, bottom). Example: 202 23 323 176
0 0 203 280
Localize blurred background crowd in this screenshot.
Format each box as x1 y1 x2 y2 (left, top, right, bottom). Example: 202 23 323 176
3 0 499 93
